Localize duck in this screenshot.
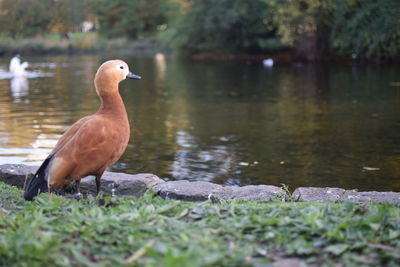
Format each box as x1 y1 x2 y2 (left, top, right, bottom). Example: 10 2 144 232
9 54 29 77
24 59 141 200
262 58 274 67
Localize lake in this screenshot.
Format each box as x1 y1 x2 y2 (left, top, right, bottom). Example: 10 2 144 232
0 54 399 191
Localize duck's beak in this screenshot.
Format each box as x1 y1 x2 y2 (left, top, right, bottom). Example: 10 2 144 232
127 72 141 80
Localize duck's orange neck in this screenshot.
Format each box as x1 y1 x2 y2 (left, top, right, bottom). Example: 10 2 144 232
97 86 128 119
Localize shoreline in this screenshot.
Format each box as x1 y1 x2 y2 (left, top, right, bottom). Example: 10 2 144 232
1 164 399 203
0 34 170 57
1 35 399 64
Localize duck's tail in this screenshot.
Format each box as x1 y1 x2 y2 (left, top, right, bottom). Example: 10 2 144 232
24 156 52 201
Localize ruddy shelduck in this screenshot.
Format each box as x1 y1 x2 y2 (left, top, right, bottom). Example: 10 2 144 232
24 59 141 200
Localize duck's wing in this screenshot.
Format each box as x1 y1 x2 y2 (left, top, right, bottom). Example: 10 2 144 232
21 62 29 70
24 115 95 200
47 115 127 188
51 115 94 155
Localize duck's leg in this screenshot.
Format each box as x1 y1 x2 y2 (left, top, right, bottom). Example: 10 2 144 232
74 179 82 199
95 176 101 196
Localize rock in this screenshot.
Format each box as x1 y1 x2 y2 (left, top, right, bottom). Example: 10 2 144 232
0 164 37 188
151 180 222 201
151 181 283 202
80 172 164 197
0 164 164 197
293 187 400 204
343 190 400 204
211 185 283 202
2 164 399 203
292 187 346 202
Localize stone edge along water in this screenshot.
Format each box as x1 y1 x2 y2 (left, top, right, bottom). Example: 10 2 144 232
1 164 399 203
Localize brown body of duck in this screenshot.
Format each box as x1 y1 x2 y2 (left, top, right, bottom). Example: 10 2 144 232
24 59 141 200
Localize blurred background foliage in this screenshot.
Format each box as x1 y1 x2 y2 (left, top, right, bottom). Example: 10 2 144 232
0 0 399 60
89 0 179 39
326 0 400 57
168 0 280 53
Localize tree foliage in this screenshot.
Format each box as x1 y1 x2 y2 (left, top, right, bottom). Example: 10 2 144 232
267 0 400 58
0 0 56 37
89 0 175 39
0 0 399 58
171 0 278 52
0 0 90 38
51 0 91 36
327 0 400 57
268 0 322 47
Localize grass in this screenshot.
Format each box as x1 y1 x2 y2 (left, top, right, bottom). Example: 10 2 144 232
0 182 399 266
0 33 165 56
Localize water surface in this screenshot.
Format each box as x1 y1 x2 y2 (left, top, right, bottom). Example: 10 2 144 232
0 55 399 191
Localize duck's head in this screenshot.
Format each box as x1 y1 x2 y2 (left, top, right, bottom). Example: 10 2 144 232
94 59 141 94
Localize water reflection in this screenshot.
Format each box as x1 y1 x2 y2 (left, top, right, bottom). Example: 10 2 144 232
10 76 29 102
0 56 91 166
170 130 237 183
154 53 167 87
0 55 399 191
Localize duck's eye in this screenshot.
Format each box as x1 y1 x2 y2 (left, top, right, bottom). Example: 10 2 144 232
120 66 124 69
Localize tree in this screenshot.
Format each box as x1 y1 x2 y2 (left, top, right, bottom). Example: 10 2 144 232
267 0 400 59
0 0 92 38
171 0 278 53
0 0 56 37
327 0 400 58
267 0 325 60
51 0 92 37
90 0 174 39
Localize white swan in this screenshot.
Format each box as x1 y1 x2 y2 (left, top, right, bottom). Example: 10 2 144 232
9 55 29 77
